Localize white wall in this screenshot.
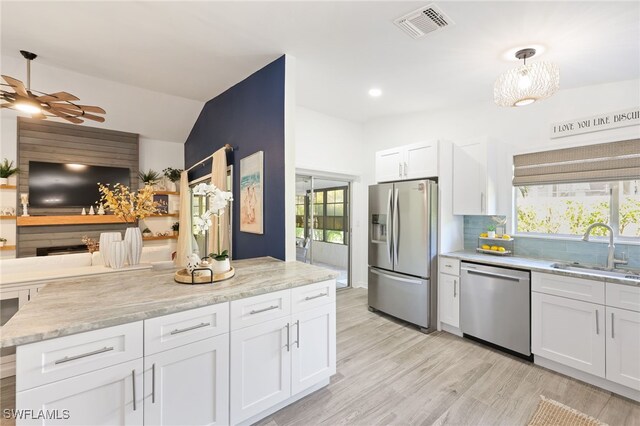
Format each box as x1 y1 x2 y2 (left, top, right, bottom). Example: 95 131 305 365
295 106 367 287
363 79 640 254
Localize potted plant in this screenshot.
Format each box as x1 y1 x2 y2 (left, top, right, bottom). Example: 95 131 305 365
163 167 183 192
192 182 233 274
0 158 19 186
138 169 162 188
0 237 6 247
487 224 496 239
171 222 179 236
142 227 153 238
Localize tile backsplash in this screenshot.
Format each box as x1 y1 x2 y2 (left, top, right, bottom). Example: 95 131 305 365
463 215 640 269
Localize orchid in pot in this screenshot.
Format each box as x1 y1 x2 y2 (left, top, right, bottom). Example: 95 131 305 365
192 182 234 274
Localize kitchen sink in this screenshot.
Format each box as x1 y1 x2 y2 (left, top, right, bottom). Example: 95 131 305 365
550 262 640 281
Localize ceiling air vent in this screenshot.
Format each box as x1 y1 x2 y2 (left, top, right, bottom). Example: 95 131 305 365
394 3 454 39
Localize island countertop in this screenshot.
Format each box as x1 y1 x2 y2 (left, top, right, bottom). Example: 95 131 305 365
0 257 338 348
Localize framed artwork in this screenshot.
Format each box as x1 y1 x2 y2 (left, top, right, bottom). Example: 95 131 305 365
240 151 264 234
153 194 169 214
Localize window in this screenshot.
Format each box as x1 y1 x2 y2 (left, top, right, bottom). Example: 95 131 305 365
297 186 348 245
515 180 640 239
295 195 306 238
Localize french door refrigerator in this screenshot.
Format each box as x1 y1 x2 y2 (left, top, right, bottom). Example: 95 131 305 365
368 179 438 333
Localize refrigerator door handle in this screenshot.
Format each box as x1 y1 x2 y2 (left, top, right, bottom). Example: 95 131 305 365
393 188 399 263
370 268 423 285
386 189 393 264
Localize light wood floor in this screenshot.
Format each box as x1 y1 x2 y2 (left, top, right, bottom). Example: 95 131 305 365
1 288 638 426
256 288 640 426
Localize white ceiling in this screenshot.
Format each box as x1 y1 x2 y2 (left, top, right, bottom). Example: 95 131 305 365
2 1 638 123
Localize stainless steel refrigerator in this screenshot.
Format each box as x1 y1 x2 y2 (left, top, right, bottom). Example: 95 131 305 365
368 179 438 333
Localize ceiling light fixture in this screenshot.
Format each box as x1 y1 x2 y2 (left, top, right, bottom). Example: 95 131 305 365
1 50 106 124
494 48 559 107
369 88 382 97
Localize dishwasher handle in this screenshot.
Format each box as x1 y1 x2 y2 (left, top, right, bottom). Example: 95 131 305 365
462 268 521 282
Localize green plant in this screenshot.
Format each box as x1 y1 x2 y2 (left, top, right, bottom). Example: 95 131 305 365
163 167 183 183
171 222 179 232
0 237 7 242
487 224 496 232
209 249 229 261
138 169 161 185
0 159 19 178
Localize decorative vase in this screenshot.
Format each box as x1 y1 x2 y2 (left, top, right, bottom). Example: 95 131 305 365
0 177 7 186
99 232 122 267
487 231 496 239
212 258 231 274
124 227 143 266
110 241 128 269
0 241 5 247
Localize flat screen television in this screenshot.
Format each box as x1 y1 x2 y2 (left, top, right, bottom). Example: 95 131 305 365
28 161 131 208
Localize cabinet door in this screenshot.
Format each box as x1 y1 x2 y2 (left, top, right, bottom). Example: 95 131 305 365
532 292 605 377
16 358 143 426
375 148 403 183
291 304 336 395
404 142 438 180
230 316 291 424
438 273 459 328
144 334 229 426
606 307 640 390
452 142 487 215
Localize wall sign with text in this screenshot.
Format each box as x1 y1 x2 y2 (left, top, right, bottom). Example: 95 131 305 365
550 107 639 139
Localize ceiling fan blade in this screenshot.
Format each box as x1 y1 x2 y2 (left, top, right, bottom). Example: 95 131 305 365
36 91 80 102
31 112 47 120
70 104 106 114
48 108 83 124
1 75 29 97
50 106 105 123
78 113 105 123
49 103 105 115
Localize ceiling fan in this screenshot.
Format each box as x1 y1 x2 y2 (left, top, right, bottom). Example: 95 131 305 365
1 50 106 124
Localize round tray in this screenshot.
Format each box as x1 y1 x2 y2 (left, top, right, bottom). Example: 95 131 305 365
174 266 235 284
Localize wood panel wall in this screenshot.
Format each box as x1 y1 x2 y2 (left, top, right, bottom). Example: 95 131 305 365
16 117 139 257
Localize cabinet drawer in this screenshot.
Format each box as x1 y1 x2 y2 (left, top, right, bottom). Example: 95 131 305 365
439 257 460 276
144 303 230 355
230 289 291 331
16 322 143 392
606 283 640 313
291 280 336 312
532 272 604 304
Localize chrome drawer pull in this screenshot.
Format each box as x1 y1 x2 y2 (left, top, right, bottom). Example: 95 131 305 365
250 305 279 315
285 323 290 352
152 363 156 404
305 293 327 301
170 322 210 335
132 369 137 411
595 309 599 335
54 346 114 365
611 312 615 338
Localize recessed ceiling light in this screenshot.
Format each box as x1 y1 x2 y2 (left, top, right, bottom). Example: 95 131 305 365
368 88 382 97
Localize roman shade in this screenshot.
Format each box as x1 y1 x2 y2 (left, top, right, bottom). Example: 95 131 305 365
513 139 640 186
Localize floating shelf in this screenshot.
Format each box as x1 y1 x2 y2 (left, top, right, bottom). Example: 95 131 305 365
143 235 178 241
17 215 128 226
0 185 17 190
479 236 514 242
0 215 17 220
148 213 179 217
0 245 16 251
154 191 179 196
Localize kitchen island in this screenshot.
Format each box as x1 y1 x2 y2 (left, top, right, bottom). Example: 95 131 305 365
1 257 338 426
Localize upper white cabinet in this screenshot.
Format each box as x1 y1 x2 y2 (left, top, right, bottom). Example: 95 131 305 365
375 141 438 182
452 139 498 215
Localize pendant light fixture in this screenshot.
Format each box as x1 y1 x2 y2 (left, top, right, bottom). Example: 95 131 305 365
494 48 559 107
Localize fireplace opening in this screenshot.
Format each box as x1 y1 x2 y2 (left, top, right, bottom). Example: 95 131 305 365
36 245 89 256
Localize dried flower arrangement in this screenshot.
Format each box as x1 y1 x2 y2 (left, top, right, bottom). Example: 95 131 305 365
97 183 159 223
81 235 100 253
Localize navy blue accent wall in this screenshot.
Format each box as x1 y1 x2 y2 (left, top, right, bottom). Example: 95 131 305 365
184 56 286 260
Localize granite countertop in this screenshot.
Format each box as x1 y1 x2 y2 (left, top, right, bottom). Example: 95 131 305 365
442 251 640 287
0 257 338 348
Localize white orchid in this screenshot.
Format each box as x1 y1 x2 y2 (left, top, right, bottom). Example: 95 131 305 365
191 183 234 250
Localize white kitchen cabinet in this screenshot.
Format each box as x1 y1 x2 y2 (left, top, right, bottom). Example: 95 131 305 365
291 303 336 395
606 306 640 391
375 141 438 183
452 139 498 215
144 334 229 426
17 358 143 426
438 273 459 328
532 292 605 378
230 316 292 423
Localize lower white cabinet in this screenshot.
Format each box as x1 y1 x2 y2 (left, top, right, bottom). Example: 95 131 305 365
606 306 640 390
17 358 143 426
144 334 229 426
230 316 291 423
532 292 605 378
438 273 459 328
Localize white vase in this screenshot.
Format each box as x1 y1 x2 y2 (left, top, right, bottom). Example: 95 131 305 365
124 227 143 265
110 241 128 269
0 177 7 186
212 258 230 274
99 232 122 267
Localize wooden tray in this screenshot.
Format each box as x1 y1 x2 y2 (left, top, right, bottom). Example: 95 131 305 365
174 267 235 284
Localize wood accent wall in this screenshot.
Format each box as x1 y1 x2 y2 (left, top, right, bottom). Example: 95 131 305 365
16 117 139 257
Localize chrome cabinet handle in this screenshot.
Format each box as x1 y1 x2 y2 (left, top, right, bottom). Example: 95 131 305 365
480 192 485 213
250 305 279 315
293 320 300 348
398 163 402 178
595 309 599 335
464 268 521 282
404 162 408 177
453 279 457 298
170 322 210 335
54 346 114 365
611 312 615 338
305 293 327 301
285 323 290 352
132 369 137 411
152 363 156 404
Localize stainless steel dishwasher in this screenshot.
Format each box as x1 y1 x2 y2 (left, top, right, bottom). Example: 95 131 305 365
460 262 531 358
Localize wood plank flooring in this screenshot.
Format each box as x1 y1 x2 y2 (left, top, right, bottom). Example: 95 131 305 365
1 288 638 426
256 288 640 426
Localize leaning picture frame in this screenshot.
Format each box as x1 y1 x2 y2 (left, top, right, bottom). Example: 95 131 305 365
239 151 264 234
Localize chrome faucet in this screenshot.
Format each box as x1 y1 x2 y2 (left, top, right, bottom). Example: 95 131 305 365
582 223 627 270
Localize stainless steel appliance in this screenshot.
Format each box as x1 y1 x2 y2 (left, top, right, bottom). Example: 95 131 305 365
368 179 438 333
460 262 531 357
